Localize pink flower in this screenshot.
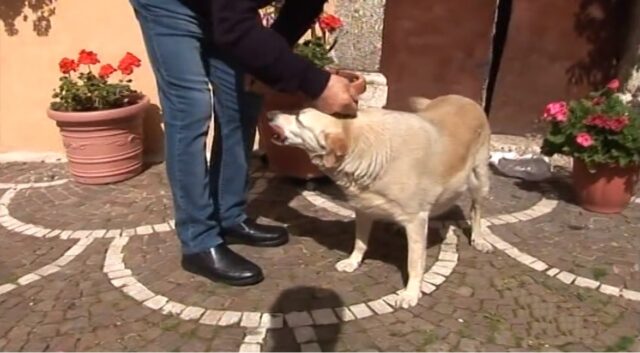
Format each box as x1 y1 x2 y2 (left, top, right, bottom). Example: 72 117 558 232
542 101 568 122
575 132 594 147
606 79 620 91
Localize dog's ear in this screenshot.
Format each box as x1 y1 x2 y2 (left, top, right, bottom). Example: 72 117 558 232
323 131 348 168
408 96 432 112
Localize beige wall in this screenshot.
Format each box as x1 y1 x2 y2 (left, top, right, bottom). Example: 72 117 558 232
0 0 336 158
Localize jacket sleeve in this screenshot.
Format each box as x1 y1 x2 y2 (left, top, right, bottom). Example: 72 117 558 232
271 0 326 46
210 0 330 99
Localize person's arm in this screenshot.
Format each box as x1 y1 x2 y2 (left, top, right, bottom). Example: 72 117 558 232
210 0 330 99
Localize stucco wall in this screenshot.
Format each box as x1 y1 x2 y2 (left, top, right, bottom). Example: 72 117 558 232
0 0 162 158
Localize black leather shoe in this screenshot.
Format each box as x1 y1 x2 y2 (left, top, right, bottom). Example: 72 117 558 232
181 244 264 286
222 218 288 247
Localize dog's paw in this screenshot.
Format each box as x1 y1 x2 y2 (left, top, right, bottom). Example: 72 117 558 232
335 258 361 273
394 289 422 309
472 237 494 253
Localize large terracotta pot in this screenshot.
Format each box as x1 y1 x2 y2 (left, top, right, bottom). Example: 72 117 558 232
572 158 640 214
257 70 366 179
47 97 149 185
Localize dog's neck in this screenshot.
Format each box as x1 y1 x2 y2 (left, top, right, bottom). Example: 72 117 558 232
325 118 391 191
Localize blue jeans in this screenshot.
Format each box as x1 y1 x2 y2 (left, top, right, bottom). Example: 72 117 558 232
131 0 263 254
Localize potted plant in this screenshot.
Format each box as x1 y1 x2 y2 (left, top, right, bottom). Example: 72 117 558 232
47 49 148 185
255 4 366 180
540 79 640 213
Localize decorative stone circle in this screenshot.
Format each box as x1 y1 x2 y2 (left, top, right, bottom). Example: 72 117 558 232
2 163 640 352
303 191 640 303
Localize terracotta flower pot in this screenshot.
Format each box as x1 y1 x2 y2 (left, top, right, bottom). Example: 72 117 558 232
572 158 640 214
47 97 149 185
257 70 366 180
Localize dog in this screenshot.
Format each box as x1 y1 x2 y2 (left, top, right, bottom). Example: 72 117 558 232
266 95 493 308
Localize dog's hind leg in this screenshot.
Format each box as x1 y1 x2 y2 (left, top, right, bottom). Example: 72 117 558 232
395 212 428 309
335 211 373 273
468 154 494 253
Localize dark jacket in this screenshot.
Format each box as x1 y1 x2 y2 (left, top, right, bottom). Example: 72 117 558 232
210 0 331 99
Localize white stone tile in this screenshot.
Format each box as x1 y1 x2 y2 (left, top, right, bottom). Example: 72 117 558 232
152 223 171 233
122 284 155 302
574 276 600 289
17 273 41 285
59 230 73 239
333 307 356 322
556 271 576 284
285 311 313 327
25 226 43 236
103 263 125 273
546 268 560 277
240 312 262 327
310 308 339 325
239 343 261 353
348 303 373 319
485 216 506 225
244 327 268 344
107 270 133 279
143 295 169 310
179 306 206 321
161 301 186 316
199 310 224 325
70 230 91 239
105 229 122 238
421 281 437 294
111 276 137 288
218 311 242 326
90 229 107 238
34 228 51 237
621 289 640 301
64 245 87 257
259 313 283 328
45 229 62 238
0 283 17 295
438 251 458 263
135 225 154 235
598 284 621 297
367 299 394 315
34 265 60 277
122 229 136 237
526 260 549 272
423 272 447 285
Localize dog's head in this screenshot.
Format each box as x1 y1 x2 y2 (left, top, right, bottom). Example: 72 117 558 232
266 108 349 169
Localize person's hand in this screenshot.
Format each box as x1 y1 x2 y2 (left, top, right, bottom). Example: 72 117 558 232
312 74 358 116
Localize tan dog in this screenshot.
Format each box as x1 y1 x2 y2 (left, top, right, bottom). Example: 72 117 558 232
267 95 493 308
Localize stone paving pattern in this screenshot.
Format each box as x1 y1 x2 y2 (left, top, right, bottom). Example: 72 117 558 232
0 160 639 351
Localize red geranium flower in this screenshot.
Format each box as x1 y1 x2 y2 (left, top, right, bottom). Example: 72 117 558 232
98 64 117 79
77 49 100 65
118 52 142 75
318 14 343 33
58 57 78 74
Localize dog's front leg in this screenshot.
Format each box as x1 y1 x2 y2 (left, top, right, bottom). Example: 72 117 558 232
395 213 428 308
335 211 373 273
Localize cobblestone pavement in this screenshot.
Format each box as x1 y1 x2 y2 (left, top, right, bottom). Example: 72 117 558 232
0 160 639 352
